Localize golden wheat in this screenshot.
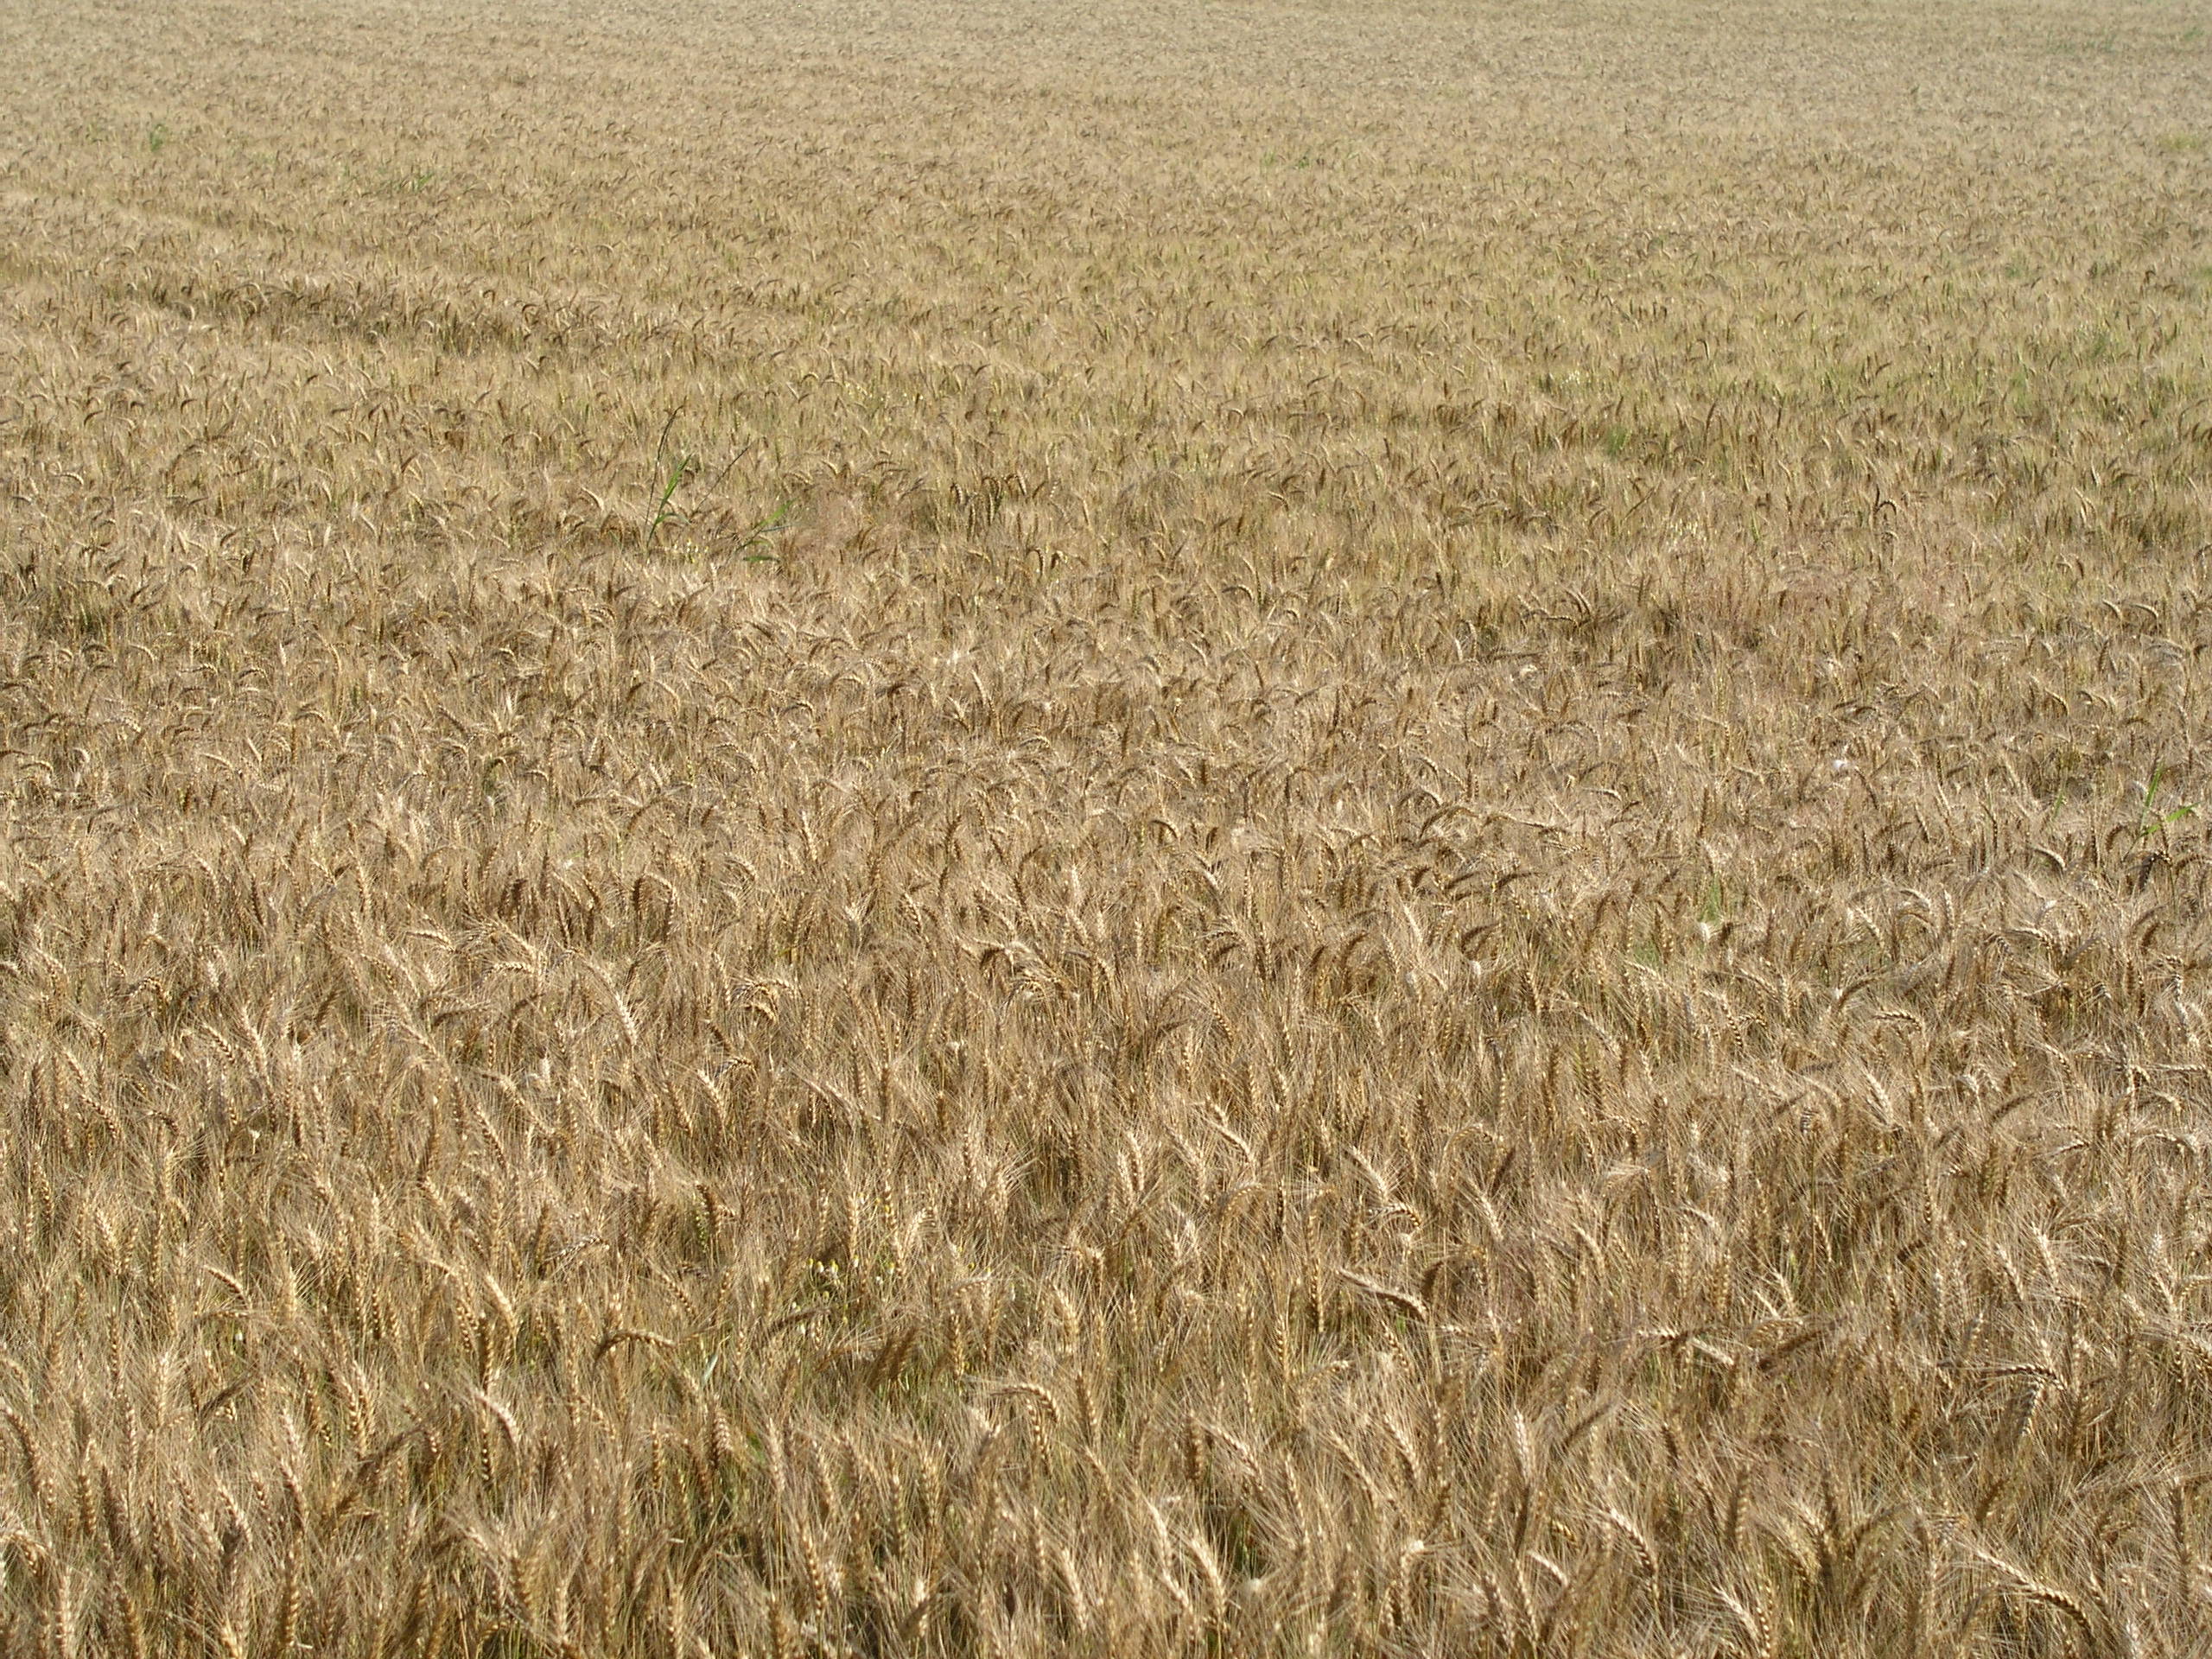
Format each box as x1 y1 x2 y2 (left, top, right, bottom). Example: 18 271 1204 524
1 0 2210 1652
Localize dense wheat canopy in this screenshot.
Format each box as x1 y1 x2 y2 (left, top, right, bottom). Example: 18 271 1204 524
3 0 2211 1652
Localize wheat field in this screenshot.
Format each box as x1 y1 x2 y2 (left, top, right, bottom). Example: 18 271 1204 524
2 0 2210 1652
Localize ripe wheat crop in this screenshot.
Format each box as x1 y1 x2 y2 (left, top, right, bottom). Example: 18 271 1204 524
3 0 2211 1652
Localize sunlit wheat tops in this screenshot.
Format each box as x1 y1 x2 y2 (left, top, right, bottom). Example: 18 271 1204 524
1 0 2210 1652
